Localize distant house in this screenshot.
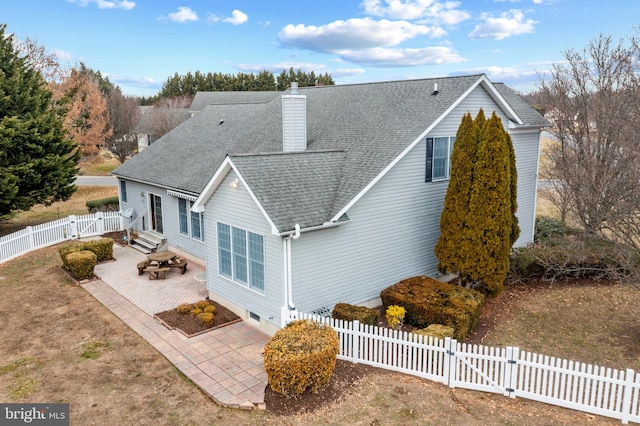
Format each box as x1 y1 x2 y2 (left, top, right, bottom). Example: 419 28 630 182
113 75 548 334
134 105 190 152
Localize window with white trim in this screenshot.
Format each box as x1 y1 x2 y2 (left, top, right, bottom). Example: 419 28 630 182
178 198 204 241
217 223 265 293
119 180 127 203
425 136 455 182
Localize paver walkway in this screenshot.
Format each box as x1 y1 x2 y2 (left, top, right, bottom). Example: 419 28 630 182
86 244 270 409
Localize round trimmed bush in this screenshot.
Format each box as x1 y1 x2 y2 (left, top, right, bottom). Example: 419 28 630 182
264 319 339 397
66 250 97 280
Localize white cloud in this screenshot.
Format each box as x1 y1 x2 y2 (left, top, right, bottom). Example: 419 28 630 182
236 62 328 74
52 49 76 61
468 9 537 40
361 0 471 25
67 0 135 10
208 10 249 25
337 45 465 66
331 68 367 78
168 7 198 23
226 10 248 25
279 18 445 53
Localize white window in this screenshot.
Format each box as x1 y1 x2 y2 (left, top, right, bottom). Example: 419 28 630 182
217 223 265 293
119 180 127 203
425 136 455 181
178 198 204 241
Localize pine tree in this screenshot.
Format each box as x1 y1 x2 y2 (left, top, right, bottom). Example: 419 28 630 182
464 112 513 295
0 24 79 217
435 112 477 280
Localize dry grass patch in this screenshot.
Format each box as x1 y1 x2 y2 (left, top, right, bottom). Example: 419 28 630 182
477 279 640 372
0 186 117 236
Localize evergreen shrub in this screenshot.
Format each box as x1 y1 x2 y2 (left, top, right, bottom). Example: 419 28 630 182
86 197 120 213
58 238 114 268
264 319 339 397
177 303 193 315
331 303 379 326
534 216 568 242
66 250 97 280
414 324 455 341
380 276 485 340
196 312 214 327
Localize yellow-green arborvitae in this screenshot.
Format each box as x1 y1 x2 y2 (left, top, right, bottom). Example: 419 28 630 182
464 112 513 296
435 112 477 276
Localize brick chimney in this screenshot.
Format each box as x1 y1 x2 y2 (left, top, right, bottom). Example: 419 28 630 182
282 82 307 152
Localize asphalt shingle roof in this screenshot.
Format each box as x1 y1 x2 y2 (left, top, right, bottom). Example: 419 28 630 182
230 151 346 231
113 75 546 232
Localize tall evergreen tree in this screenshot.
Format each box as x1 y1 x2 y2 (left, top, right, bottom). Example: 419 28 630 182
435 110 517 296
506 133 520 245
435 112 477 280
0 24 79 217
464 112 513 295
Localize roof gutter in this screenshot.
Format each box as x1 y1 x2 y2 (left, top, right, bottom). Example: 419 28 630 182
277 219 347 238
111 175 200 198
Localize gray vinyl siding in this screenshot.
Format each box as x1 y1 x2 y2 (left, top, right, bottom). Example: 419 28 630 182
204 171 284 327
117 179 205 260
290 86 537 313
510 129 541 246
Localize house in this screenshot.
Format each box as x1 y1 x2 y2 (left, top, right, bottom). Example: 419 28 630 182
134 105 191 152
112 75 548 335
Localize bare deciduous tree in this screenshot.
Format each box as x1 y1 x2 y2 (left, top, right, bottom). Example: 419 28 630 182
539 31 640 254
15 37 68 84
107 87 141 163
147 95 191 138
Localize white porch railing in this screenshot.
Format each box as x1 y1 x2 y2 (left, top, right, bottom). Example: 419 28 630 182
284 309 640 424
0 211 125 264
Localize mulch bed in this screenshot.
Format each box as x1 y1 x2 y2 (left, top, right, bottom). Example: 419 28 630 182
154 299 242 337
264 359 381 416
102 230 128 246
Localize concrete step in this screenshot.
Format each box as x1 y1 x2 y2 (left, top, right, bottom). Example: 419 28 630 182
137 230 165 246
130 230 166 254
130 241 152 254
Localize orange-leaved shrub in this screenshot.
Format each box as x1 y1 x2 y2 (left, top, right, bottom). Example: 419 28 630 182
264 319 339 397
381 276 484 340
331 303 379 326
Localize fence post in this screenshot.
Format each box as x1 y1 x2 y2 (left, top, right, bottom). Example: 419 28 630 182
96 211 104 235
505 346 519 398
621 368 635 424
69 215 78 239
352 320 360 365
26 226 35 251
444 337 456 387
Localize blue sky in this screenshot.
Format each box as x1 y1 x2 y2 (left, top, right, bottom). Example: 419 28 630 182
2 0 638 96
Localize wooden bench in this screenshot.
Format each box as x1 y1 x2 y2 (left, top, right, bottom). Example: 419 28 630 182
144 266 170 280
137 260 150 275
169 258 188 274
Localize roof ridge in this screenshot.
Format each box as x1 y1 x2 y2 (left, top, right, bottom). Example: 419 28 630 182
229 150 345 158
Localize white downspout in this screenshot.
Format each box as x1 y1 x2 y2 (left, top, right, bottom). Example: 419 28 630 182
284 224 300 310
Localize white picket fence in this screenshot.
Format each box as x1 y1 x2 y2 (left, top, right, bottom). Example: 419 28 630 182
283 309 640 424
0 211 125 264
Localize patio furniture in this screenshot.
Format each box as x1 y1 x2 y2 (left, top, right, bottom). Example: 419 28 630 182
170 257 188 274
137 260 150 275
144 266 170 280
147 251 178 267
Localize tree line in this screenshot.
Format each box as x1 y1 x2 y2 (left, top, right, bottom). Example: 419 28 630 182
138 68 334 105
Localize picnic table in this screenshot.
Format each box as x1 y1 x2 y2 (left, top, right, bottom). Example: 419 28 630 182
137 251 188 278
147 251 178 266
